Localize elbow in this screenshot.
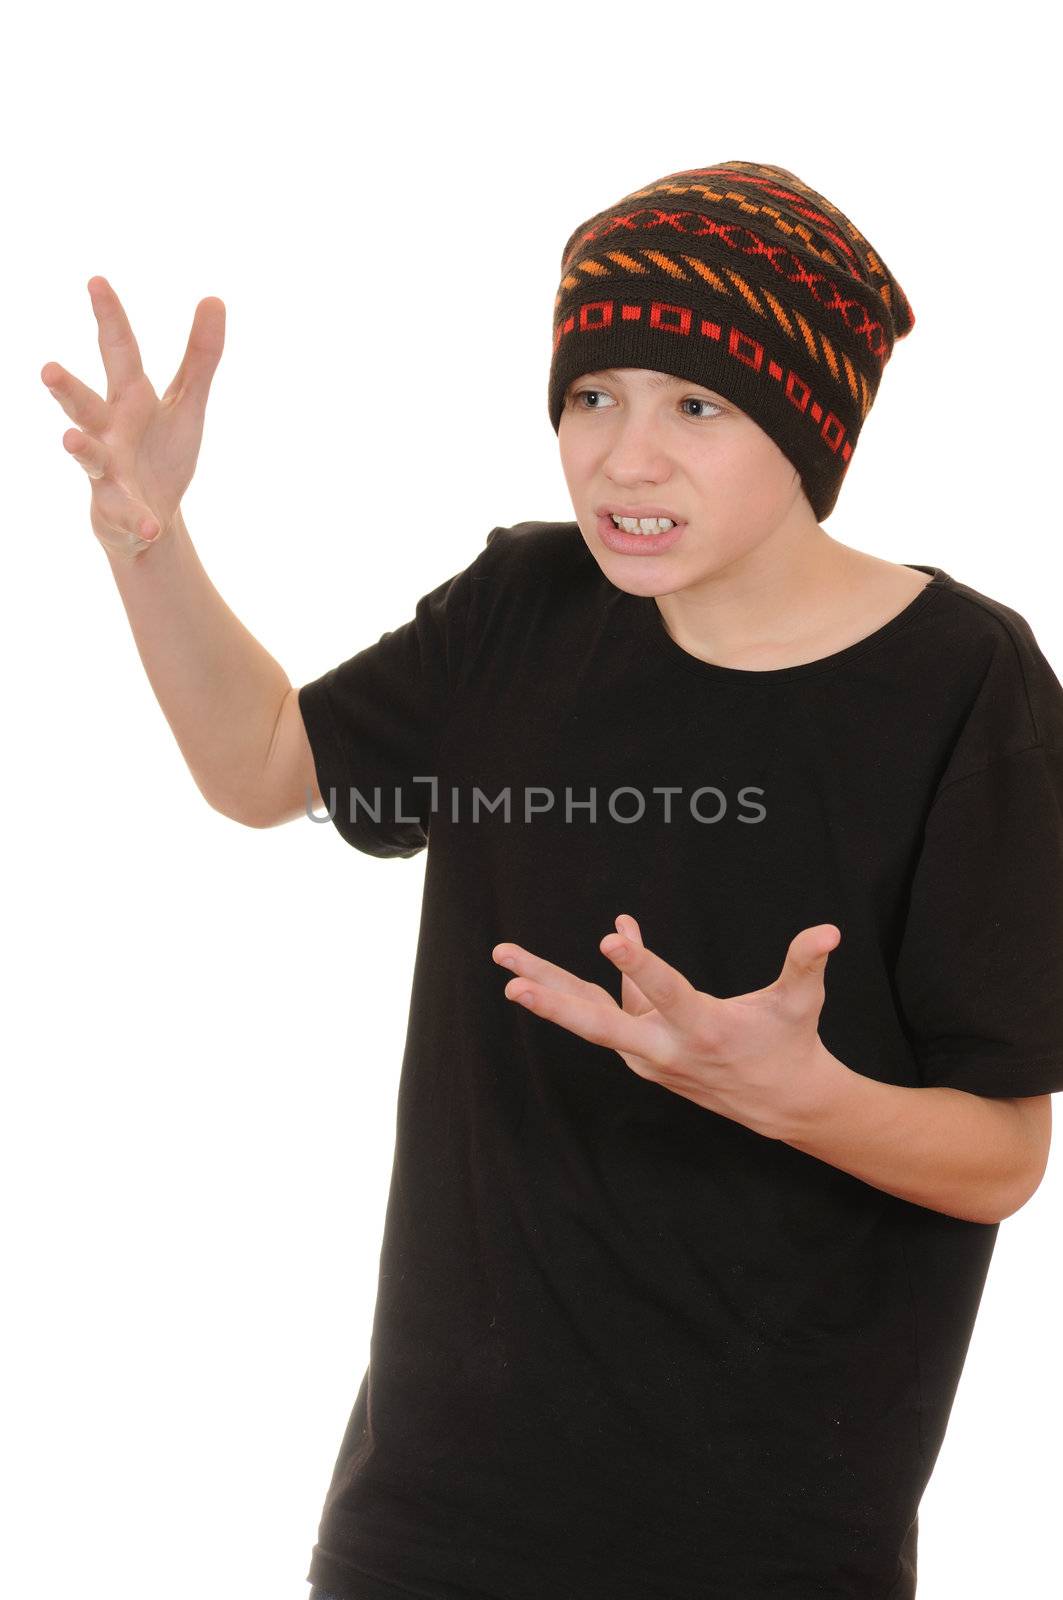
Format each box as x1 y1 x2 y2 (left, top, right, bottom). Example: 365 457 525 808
220 799 289 830
197 781 275 830
978 1094 1053 1224
993 1165 1048 1223
219 790 310 829
228 809 276 830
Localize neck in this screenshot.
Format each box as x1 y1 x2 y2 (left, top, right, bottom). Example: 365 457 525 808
653 525 876 668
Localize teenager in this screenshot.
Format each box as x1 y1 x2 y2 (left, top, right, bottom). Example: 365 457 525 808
44 160 1062 1600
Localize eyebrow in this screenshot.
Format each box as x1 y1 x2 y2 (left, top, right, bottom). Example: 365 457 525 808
576 369 724 398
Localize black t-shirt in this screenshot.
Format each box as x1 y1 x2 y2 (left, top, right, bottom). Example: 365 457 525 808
297 522 1063 1600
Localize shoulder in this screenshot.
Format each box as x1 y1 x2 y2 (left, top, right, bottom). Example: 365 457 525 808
469 519 599 614
456 520 601 684
924 570 1063 771
938 570 1051 664
480 519 592 580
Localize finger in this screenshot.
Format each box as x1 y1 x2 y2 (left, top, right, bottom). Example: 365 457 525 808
41 364 109 436
616 914 655 1017
88 276 146 398
163 296 226 408
492 941 604 1003
504 973 652 1056
600 923 708 1033
89 474 161 542
61 428 109 480
773 924 840 1016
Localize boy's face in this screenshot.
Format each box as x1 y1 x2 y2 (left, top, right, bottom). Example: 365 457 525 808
558 367 816 597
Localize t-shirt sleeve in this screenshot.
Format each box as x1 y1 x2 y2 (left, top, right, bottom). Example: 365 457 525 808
297 534 499 858
893 741 1063 1097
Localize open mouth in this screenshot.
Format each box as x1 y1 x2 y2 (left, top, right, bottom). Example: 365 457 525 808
596 512 686 551
603 512 682 534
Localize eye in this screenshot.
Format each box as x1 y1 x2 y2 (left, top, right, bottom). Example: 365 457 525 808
679 397 724 420
567 388 723 419
567 388 615 411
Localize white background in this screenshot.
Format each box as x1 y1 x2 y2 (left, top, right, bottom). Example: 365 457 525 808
3 2 1060 1596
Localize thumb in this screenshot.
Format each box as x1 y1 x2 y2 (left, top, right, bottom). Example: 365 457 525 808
797 922 841 968
776 923 840 1004
165 296 226 409
616 913 655 1016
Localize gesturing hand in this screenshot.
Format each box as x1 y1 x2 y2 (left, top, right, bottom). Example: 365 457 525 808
42 277 226 560
491 914 844 1140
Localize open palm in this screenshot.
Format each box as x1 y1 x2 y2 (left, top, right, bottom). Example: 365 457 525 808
492 912 842 1136
42 276 225 559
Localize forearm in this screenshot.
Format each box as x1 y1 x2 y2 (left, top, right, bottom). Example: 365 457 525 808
773 1044 1035 1224
105 505 290 821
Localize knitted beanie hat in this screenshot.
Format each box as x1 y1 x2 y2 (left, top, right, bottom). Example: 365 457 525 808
547 160 915 522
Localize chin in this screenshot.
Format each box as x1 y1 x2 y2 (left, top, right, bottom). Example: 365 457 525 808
583 545 682 599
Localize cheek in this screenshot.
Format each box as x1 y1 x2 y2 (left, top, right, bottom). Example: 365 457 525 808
696 435 796 507
557 430 596 480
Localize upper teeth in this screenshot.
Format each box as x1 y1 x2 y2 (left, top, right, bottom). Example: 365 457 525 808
610 515 676 534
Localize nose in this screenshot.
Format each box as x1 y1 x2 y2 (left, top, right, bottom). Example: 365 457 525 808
602 418 674 487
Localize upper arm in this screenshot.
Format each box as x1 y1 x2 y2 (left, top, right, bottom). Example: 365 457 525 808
246 684 324 827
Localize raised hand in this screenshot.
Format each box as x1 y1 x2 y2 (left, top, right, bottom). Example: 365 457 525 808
491 914 844 1139
41 277 226 560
